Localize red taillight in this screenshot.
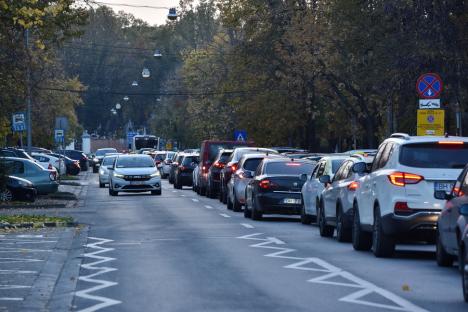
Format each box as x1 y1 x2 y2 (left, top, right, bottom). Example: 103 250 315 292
213 162 225 169
179 166 186 171
231 163 238 172
286 162 302 166
394 202 412 214
48 163 53 170
438 141 464 145
454 187 465 197
347 181 359 191
49 172 56 181
388 172 424 187
259 179 277 190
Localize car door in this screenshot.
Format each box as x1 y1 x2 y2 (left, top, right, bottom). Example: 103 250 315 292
323 161 348 220
311 160 326 203
303 165 319 215
446 171 468 252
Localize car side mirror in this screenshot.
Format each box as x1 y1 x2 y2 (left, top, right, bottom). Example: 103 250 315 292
434 190 452 200
300 173 308 182
459 204 468 216
244 171 253 179
352 162 367 174
319 175 331 184
108 167 114 171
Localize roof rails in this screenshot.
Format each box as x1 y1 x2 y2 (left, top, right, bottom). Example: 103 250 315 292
390 133 410 140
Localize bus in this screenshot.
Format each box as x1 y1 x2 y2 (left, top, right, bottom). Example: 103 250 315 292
132 135 159 152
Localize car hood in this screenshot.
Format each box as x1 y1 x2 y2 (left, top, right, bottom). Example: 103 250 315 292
114 167 157 175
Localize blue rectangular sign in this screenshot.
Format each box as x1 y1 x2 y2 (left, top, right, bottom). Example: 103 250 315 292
234 130 247 142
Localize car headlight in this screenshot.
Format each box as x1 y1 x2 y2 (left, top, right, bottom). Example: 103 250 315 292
113 172 125 178
99 168 105 174
150 171 161 177
17 180 32 187
93 158 99 163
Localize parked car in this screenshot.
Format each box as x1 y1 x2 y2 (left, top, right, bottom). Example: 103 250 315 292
220 147 277 203
161 152 176 179
0 176 37 202
99 155 119 187
197 140 252 196
30 147 52 154
352 133 468 257
460 205 468 302
301 155 348 223
245 158 314 220
56 150 89 171
206 149 233 198
108 154 161 196
0 148 36 162
31 152 66 175
92 148 118 172
270 147 307 154
192 164 200 193
0 157 58 194
227 153 280 212
169 153 186 184
174 154 199 189
48 153 80 175
316 154 374 241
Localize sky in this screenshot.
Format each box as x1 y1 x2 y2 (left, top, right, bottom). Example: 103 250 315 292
92 0 181 26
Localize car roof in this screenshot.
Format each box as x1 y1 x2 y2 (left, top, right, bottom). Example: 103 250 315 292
318 155 350 161
261 157 312 164
384 133 468 145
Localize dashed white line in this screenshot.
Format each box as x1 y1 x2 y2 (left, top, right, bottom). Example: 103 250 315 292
0 297 23 301
180 194 186 197
204 205 213 209
241 223 254 229
191 198 199 202
0 270 37 274
172 190 177 193
219 213 231 218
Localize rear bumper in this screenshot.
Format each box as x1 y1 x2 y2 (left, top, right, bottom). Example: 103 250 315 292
178 173 193 186
257 193 302 215
381 211 440 242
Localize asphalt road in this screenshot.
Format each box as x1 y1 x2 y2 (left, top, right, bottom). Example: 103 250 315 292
70 174 467 312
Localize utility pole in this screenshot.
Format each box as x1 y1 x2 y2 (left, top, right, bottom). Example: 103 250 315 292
24 28 32 154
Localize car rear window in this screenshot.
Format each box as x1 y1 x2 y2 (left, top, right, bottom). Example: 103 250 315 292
244 158 263 171
219 153 231 163
182 156 199 165
116 156 154 168
96 149 117 156
400 143 468 168
265 162 314 175
332 159 345 173
208 143 247 162
154 154 166 161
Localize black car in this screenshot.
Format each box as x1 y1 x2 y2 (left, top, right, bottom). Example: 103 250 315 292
169 153 185 184
48 153 81 175
174 154 199 189
0 176 37 202
56 150 89 171
206 149 232 198
245 158 314 220
91 148 118 172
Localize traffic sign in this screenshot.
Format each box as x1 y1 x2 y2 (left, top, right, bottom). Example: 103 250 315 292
416 73 443 99
234 130 247 142
419 99 440 109
11 112 26 132
417 109 444 136
54 129 64 143
127 131 137 145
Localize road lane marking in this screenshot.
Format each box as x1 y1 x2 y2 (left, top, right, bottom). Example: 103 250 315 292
0 247 52 252
0 297 23 301
0 258 43 264
219 214 231 218
204 205 213 209
0 270 37 274
191 198 199 202
237 233 427 312
0 285 31 290
180 194 186 197
75 237 121 312
241 223 254 229
172 190 177 193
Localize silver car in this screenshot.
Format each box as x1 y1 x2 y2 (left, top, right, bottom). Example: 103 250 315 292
161 152 176 178
108 155 161 196
98 154 119 187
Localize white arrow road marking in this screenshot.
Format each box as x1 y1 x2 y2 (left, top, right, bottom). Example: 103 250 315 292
191 198 199 202
237 233 427 312
75 237 121 312
240 223 254 229
219 214 231 218
204 205 213 209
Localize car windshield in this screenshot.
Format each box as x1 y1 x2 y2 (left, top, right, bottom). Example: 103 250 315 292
265 162 314 175
400 143 468 168
182 156 199 165
244 158 263 171
234 148 273 161
96 149 117 156
332 159 346 173
102 156 116 166
155 154 166 161
116 156 154 168
219 153 231 163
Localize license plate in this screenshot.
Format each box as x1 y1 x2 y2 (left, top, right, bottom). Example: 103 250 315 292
434 181 454 192
284 198 301 204
130 181 145 185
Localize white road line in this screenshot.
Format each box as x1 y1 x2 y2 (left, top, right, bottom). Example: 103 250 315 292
0 270 37 274
172 190 177 193
0 258 43 264
191 198 199 202
204 205 213 209
241 223 254 229
180 194 185 197
0 297 23 301
0 240 57 244
219 213 231 218
0 285 31 290
0 247 52 252
16 235 44 238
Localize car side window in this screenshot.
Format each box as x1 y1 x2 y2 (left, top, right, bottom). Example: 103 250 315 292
333 161 347 181
310 165 318 177
316 162 326 177
461 170 468 195
346 162 355 179
371 143 387 172
378 143 394 169
10 161 25 174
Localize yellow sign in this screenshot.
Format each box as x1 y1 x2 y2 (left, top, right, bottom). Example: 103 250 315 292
166 142 173 150
417 109 445 136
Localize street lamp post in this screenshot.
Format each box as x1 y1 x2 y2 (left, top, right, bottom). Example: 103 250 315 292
25 28 32 154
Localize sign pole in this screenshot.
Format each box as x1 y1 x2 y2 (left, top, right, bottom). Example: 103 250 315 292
24 28 32 154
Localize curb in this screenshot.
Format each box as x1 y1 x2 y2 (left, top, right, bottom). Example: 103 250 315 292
0 221 78 230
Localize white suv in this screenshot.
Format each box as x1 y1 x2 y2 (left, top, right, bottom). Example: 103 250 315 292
352 133 468 257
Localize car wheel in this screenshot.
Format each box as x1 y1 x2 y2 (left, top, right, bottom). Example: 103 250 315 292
227 190 233 210
251 197 262 221
461 244 468 302
93 166 98 173
232 191 242 212
436 231 454 267
0 189 13 202
151 190 162 195
207 180 216 198
244 197 252 218
99 181 105 188
336 205 351 242
352 203 372 251
372 205 395 258
108 188 118 196
318 202 334 237
300 198 313 225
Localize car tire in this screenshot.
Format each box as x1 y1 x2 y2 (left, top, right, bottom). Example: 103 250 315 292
99 182 105 188
93 166 98 173
207 180 216 198
0 189 13 202
108 188 118 196
251 197 262 221
336 204 351 242
352 203 372 251
244 200 252 218
372 205 395 258
318 202 334 237
436 232 454 267
227 191 233 210
151 190 162 195
232 192 242 212
461 244 468 302
300 199 313 225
